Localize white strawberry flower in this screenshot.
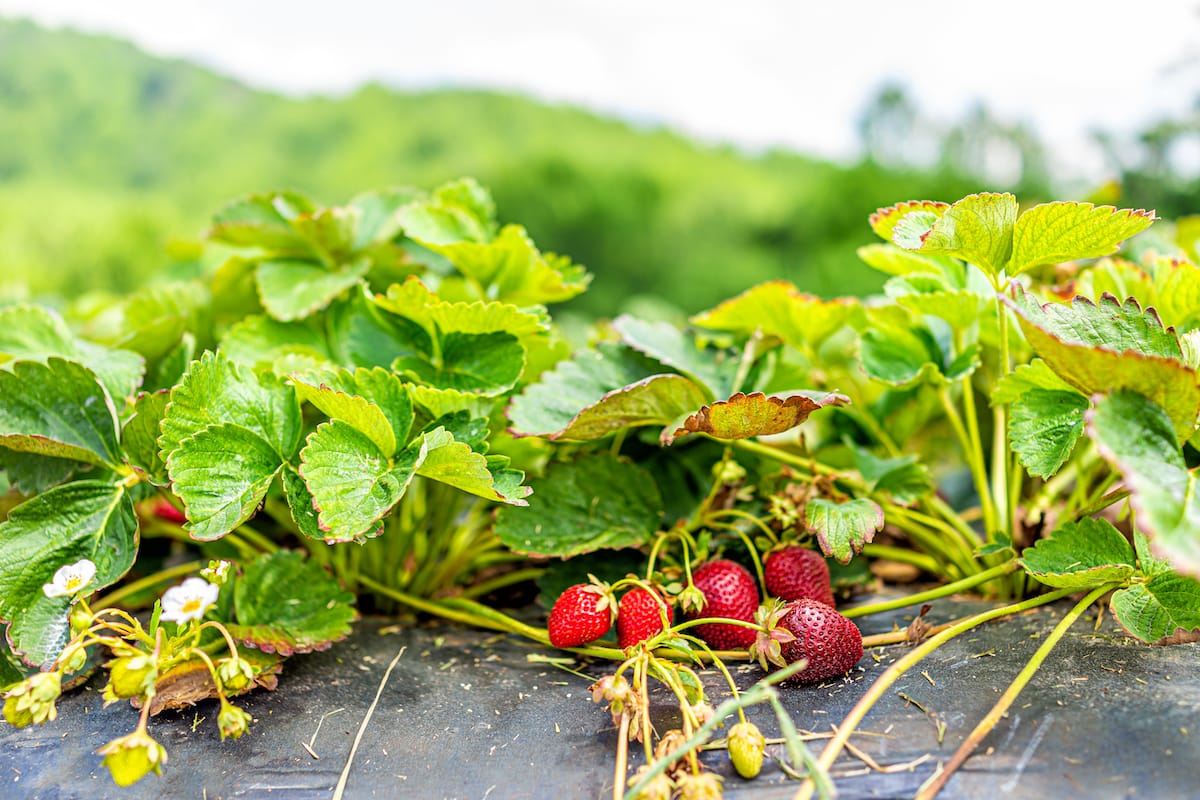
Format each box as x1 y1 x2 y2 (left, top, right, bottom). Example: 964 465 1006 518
160 577 220 625
42 559 97 598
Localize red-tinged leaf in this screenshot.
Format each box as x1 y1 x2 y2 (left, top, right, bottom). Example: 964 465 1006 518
664 391 849 445
869 201 949 242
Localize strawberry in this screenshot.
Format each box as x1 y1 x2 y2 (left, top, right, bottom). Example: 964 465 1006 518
764 545 835 607
726 720 766 779
548 583 613 648
685 559 760 650
616 588 674 650
756 598 862 685
152 498 187 525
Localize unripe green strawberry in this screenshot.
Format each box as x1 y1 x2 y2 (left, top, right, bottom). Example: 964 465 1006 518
616 587 674 650
686 559 760 650
548 582 613 648
727 721 766 779
764 545 835 607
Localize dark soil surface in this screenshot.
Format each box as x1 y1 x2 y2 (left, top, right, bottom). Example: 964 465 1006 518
2 595 1197 799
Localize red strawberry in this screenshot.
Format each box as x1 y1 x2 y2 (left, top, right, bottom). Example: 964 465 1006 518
770 598 862 685
548 583 613 648
686 559 760 650
153 498 187 525
616 588 674 650
764 545 835 607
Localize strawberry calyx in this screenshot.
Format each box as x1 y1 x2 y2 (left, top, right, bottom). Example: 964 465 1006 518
748 600 796 670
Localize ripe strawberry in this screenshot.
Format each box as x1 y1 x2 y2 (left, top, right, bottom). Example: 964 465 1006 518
152 498 187 525
764 545 835 607
548 583 613 648
616 588 674 650
686 559 760 650
768 598 862 685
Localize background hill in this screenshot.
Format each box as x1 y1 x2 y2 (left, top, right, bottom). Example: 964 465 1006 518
3 18 1190 315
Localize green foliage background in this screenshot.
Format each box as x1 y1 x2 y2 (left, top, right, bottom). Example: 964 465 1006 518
1 19 1193 313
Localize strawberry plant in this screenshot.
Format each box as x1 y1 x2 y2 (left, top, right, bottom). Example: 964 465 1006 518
3 180 1200 798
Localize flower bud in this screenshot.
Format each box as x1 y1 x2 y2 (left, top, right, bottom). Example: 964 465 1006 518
217 656 255 692
676 770 724 800
97 729 167 786
627 765 674 800
60 643 88 675
217 701 252 741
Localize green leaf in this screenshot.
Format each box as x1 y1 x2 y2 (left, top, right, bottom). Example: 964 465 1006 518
114 281 211 362
506 343 667 439
326 289 432 369
207 191 314 250
806 498 884 564
166 424 283 542
229 551 356 655
895 193 1017 280
1009 389 1089 478
396 330 525 395
280 465 326 543
857 243 961 281
121 391 171 485
0 448 77 495
1134 529 1172 578
0 482 137 666
159 351 302 461
525 374 709 443
220 315 331 369
299 420 415 543
1019 517 1135 588
1008 202 1156 277
410 386 500 420
289 206 360 262
348 187 422 247
689 281 859 350
377 278 547 342
292 367 412 456
0 305 144 405
891 287 991 330
665 390 848 445
1110 572 1200 645
1154 259 1200 331
414 428 529 505
0 638 30 687
859 323 945 387
0 358 122 468
1089 390 1200 577
991 359 1077 405
494 454 662 557
1007 287 1200 438
851 447 932 506
613 315 730 398
256 259 368 321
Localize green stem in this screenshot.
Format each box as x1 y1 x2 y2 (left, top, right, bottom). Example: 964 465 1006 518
841 561 1019 619
860 543 940 574
457 568 544 601
794 587 1075 800
885 506 977 578
939 386 997 537
915 583 1115 800
93 561 203 609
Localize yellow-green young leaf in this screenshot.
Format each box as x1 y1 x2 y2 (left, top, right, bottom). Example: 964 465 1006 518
414 428 529 505
410 386 500 420
1008 389 1089 478
1154 259 1200 331
806 498 884 564
1008 202 1156 277
494 454 662 557
991 359 1077 405
228 551 357 655
289 206 361 263
299 420 415 543
1110 573 1200 645
255 258 368 322
291 367 412 457
1019 517 1136 589
376 278 546 341
0 481 137 666
219 315 332 369
121 390 171 485
857 243 961 281
113 281 211 363
549 374 709 443
1177 216 1200 263
689 281 860 350
0 358 123 468
868 200 948 242
665 391 848 446
166 423 283 542
895 193 1017 280
1005 287 1199 439
894 288 992 331
1089 390 1200 577
207 191 315 250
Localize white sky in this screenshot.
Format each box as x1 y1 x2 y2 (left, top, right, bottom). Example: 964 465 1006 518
3 0 1199 179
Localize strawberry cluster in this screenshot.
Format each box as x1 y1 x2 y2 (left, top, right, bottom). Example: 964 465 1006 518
547 580 673 650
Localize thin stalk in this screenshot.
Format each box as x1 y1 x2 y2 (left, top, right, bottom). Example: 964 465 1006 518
914 584 1116 799
939 387 997 536
886 507 977 578
841 561 1019 620
793 587 1075 800
93 561 203 609
860 543 940 574
457 568 544 600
